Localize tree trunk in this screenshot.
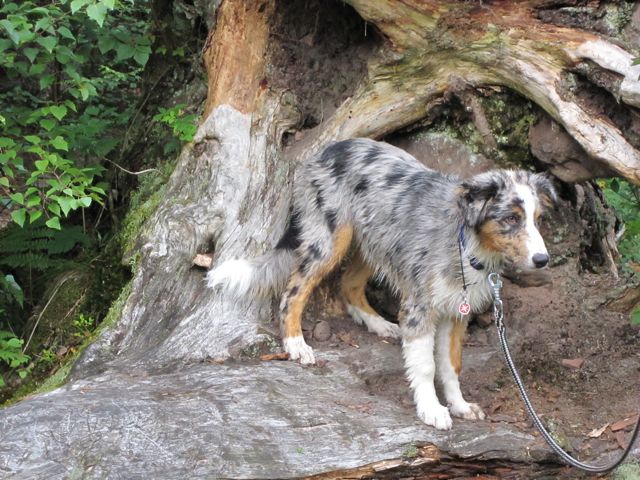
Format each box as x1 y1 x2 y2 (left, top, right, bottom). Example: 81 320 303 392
2 1 639 477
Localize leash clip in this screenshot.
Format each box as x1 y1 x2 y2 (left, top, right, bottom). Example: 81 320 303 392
487 272 504 329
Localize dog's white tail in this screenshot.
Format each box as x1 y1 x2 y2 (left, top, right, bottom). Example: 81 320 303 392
206 248 296 298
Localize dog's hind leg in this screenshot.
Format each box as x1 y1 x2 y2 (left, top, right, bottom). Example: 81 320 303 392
400 301 452 430
281 224 354 364
341 251 399 338
435 318 485 421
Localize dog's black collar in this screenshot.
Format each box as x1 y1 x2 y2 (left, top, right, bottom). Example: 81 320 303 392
458 225 485 271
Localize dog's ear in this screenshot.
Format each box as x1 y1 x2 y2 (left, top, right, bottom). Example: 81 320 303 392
530 172 558 209
460 172 504 229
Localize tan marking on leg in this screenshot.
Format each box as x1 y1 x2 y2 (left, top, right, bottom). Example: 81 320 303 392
282 225 354 340
340 251 378 316
449 320 466 376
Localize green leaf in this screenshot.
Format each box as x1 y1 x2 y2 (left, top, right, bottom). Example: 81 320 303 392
56 196 73 216
49 105 67 121
35 159 48 171
36 36 58 54
10 192 24 205
0 19 20 45
46 216 61 230
34 17 52 33
631 308 640 325
51 136 68 151
39 74 55 90
11 208 26 227
29 210 42 224
70 0 88 14
6 337 21 349
0 137 15 148
26 195 41 208
48 203 60 216
611 178 620 193
97 34 116 54
78 197 92 207
0 177 8 187
23 47 38 63
57 26 74 41
40 118 56 131
3 274 23 306
116 43 135 61
0 38 13 54
133 50 149 66
30 64 46 80
25 135 41 144
86 3 108 27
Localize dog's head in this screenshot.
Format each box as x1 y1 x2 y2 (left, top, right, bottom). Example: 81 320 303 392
460 170 557 270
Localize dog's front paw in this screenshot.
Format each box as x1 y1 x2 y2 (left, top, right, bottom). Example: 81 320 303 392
449 402 486 421
417 403 453 430
283 336 316 365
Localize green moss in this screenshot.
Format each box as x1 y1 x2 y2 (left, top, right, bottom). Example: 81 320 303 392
402 443 419 459
604 3 635 35
614 462 640 480
118 163 173 258
479 91 538 168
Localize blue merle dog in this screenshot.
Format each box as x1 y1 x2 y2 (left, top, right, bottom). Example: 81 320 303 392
209 138 556 430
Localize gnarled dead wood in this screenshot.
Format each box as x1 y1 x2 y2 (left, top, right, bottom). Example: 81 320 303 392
321 0 640 184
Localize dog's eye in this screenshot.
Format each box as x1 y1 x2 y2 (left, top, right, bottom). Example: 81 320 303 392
504 215 520 225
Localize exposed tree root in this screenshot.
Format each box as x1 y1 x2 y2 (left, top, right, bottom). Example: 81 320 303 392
307 443 565 480
299 0 640 184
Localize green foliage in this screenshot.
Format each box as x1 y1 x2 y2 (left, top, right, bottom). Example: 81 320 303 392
153 104 198 155
0 222 89 272
601 179 640 268
0 274 23 307
0 331 29 387
72 312 94 338
601 179 640 326
0 0 152 228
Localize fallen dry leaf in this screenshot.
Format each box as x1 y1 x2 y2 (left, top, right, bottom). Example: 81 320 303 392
490 402 503 414
561 358 585 370
611 415 638 432
587 423 609 438
192 253 214 268
614 430 628 450
259 352 290 361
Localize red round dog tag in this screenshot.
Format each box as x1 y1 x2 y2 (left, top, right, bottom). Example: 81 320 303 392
458 302 471 316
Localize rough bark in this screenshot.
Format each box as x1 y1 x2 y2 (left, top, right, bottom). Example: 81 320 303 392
2 1 640 478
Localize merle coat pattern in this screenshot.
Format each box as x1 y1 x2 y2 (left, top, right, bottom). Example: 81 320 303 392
208 138 556 430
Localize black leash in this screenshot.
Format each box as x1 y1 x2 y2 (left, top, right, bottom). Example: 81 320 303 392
488 272 640 473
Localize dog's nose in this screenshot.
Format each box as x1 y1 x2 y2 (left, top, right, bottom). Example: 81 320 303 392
532 253 549 268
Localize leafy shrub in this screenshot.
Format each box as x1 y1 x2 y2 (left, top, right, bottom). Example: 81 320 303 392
602 179 640 269
0 331 29 387
601 178 640 325
153 104 198 155
0 0 152 228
